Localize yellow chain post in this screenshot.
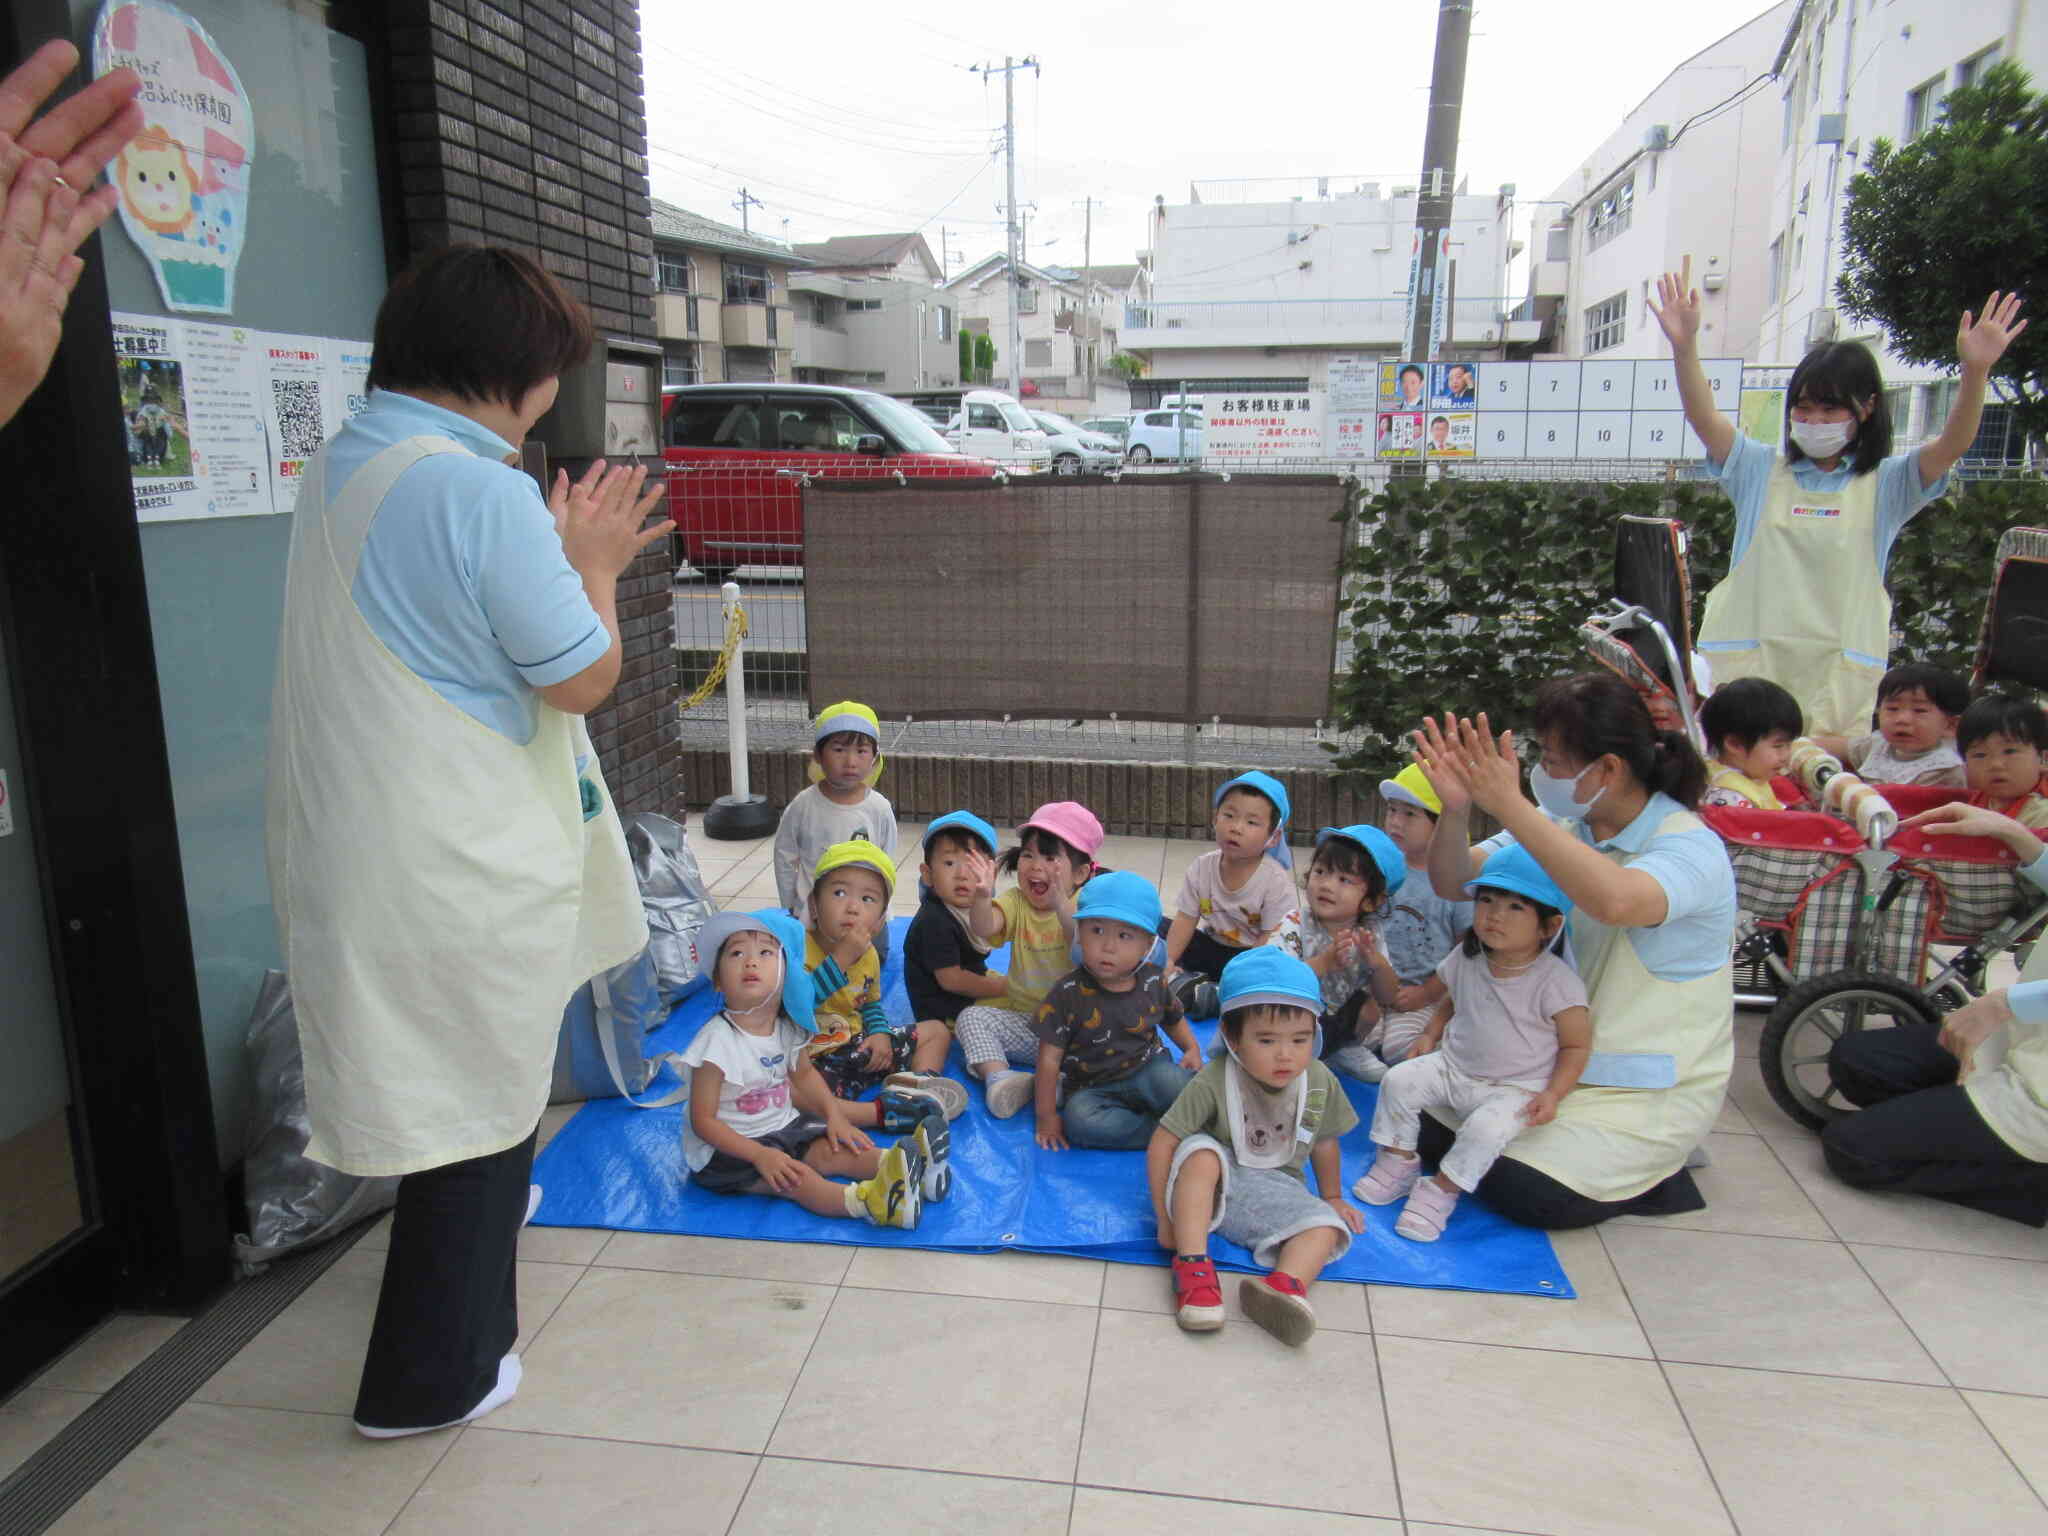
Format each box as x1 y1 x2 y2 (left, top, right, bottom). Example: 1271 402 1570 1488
680 595 748 712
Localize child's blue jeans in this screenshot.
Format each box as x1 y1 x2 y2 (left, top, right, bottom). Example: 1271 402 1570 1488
1062 1054 1195 1150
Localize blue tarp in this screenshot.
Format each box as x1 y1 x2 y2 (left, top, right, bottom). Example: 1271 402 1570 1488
533 918 1574 1298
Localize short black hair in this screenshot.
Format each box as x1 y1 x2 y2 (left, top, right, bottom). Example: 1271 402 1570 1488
1219 1001 1316 1045
923 826 988 860
1958 691 2048 753
1307 835 1392 907
814 730 876 757
1699 677 1803 755
368 245 594 409
1399 364 1424 383
1876 661 1968 718
1532 672 1708 809
1784 341 1892 474
1217 784 1281 830
1430 415 1450 428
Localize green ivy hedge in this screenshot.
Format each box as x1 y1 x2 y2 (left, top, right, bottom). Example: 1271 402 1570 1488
1327 473 2048 783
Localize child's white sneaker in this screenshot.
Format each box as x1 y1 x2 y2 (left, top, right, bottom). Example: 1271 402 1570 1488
1352 1149 1421 1206
1394 1177 1460 1242
986 1070 1034 1120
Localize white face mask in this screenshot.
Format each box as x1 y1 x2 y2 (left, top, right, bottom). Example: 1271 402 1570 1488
1789 419 1855 460
1529 761 1605 823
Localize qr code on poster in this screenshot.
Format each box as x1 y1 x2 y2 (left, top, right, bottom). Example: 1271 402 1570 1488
271 379 326 457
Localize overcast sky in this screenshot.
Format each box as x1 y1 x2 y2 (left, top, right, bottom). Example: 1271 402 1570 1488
641 1 1784 289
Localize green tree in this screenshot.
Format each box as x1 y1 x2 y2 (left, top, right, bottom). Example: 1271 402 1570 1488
1837 60 2048 444
972 332 996 383
1106 351 1145 381
957 328 973 382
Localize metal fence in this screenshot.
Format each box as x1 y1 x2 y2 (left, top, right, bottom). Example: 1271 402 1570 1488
670 451 2040 773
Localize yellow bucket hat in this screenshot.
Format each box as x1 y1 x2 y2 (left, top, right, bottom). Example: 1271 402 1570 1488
810 836 897 900
1378 761 1444 817
809 700 885 787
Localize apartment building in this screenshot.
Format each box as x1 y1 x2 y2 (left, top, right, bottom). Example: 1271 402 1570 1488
1120 179 1525 400
1530 2 1793 365
941 254 1131 417
785 232 960 392
650 199 804 385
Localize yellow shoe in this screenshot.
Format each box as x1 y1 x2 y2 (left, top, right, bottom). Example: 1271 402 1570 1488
852 1144 922 1230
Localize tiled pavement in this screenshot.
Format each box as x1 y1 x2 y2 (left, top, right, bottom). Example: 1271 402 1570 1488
7 828 2046 1535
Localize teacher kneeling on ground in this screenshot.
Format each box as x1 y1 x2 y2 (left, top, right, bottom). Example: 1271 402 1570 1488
265 246 672 1438
1821 801 2048 1227
1414 674 1737 1228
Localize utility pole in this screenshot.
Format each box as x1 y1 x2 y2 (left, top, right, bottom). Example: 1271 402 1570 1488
1075 196 1097 400
732 186 763 234
1404 0 1472 367
972 54 1039 400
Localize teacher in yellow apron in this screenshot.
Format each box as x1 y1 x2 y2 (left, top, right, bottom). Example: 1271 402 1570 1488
1818 801 2048 1227
266 248 669 1438
1415 674 1736 1227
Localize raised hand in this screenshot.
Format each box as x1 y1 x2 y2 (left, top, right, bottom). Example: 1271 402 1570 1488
1646 259 1702 351
963 848 997 903
552 460 673 580
1412 715 1474 815
1956 291 2028 375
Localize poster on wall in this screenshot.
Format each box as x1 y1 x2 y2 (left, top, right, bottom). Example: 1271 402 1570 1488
1206 392 1326 462
1327 354 1375 459
93 0 253 315
263 334 371 515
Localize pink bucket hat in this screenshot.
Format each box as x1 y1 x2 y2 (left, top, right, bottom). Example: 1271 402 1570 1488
1018 801 1104 859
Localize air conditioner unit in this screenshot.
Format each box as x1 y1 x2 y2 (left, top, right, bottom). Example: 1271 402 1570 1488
1806 308 1839 344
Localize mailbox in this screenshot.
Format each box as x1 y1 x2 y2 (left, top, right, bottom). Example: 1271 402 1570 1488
532 337 663 460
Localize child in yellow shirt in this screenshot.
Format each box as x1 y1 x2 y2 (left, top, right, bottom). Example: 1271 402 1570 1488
1699 677 1802 811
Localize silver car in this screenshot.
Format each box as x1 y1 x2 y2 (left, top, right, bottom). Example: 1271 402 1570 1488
1029 410 1123 476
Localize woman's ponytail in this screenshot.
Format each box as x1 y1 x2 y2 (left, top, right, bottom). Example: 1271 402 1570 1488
1649 729 1708 809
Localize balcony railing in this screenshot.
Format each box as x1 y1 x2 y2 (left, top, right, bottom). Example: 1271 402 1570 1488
1122 296 1518 341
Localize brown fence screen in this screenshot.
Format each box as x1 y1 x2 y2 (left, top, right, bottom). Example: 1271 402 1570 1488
802 474 1350 727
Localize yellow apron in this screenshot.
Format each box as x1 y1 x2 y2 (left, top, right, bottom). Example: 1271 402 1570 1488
1963 939 2048 1162
1697 457 1888 739
1506 810 1735 1202
265 435 645 1177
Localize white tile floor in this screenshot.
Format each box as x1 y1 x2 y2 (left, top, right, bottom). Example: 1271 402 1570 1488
10 828 2048 1535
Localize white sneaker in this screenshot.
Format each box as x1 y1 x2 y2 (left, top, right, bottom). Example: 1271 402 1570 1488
986 1070 1034 1120
355 1354 522 1439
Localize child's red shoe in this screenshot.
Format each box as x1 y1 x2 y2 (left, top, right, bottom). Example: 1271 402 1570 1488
1240 1270 1317 1346
1170 1255 1224 1332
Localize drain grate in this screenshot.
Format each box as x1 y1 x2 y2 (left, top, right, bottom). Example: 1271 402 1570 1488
0 1218 372 1536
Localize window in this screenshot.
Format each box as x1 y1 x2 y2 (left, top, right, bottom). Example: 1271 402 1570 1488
1024 338 1053 368
667 395 763 448
661 345 699 388
724 347 776 382
1767 236 1784 304
863 371 887 384
967 403 1006 430
845 298 883 312
774 401 867 451
1957 45 2001 89
1585 177 1633 251
935 305 953 341
1905 75 1941 138
766 305 778 343
657 253 693 292
1016 284 1038 314
1584 290 1627 353
724 261 769 305
1782 85 1797 149
685 297 700 334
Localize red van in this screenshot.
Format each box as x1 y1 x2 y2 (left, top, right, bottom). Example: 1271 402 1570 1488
661 383 1000 582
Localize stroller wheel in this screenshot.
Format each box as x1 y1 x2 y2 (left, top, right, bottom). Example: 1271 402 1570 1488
1759 971 1938 1133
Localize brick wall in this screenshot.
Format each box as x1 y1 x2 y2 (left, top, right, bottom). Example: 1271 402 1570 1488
382 0 677 815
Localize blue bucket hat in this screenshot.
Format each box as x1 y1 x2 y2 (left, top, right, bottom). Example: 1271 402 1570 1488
921 809 998 858
1074 870 1163 937
1315 823 1409 898
1216 947 1323 1016
1215 770 1293 868
1466 844 1572 916
692 908 816 1034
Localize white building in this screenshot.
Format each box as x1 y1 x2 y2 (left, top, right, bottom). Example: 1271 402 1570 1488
1531 2 1794 365
1119 179 1526 399
1757 0 2042 439
940 255 1132 417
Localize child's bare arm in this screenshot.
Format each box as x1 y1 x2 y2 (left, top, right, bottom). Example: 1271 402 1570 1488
1310 1137 1366 1233
1410 997 1453 1057
934 963 1009 999
771 816 803 915
691 1063 808 1189
1525 1005 1592 1127
1164 1012 1203 1071
1147 1126 1182 1247
1394 972 1447 1013
1033 1041 1068 1149
1162 911 1197 974
966 850 1006 941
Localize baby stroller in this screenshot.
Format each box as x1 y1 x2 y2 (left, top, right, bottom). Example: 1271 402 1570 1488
1579 514 1706 754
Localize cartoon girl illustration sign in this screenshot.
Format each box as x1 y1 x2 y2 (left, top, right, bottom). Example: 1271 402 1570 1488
92 0 252 315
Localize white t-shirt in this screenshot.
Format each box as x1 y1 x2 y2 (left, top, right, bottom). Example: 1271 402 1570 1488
1176 851 1296 949
678 1013 807 1171
1435 948 1587 1090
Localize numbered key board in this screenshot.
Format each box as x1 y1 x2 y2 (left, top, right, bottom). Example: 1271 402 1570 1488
1375 359 1741 461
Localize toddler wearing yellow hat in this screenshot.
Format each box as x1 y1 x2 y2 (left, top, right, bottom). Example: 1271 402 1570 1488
773 701 899 921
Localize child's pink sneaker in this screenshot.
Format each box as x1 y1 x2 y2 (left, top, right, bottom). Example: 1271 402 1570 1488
1395 1177 1461 1242
1170 1255 1225 1332
1240 1271 1317 1346
1352 1149 1422 1206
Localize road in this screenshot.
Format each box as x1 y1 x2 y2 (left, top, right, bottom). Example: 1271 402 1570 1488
673 567 806 654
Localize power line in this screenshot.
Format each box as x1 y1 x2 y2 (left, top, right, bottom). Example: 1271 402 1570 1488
649 46 997 145
648 60 995 160
647 140 1005 233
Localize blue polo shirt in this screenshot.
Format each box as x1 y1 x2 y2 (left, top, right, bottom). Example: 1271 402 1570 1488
329 390 609 743
1479 791 1735 983
1711 433 1950 575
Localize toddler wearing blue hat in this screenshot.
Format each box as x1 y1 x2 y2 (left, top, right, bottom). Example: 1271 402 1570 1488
1163 771 1298 1020
1276 824 1409 1083
1148 948 1366 1347
900 811 1008 1087
1026 871 1202 1151
1354 845 1592 1242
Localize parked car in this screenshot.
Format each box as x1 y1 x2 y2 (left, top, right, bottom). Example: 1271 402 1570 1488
1078 416 1130 447
1123 408 1205 464
661 383 999 582
941 389 1053 473
1029 411 1121 475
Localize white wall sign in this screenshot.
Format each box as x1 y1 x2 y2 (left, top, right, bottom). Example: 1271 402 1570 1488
1206 391 1327 461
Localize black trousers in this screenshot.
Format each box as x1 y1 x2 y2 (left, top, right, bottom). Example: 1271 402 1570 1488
1179 927 1250 983
353 1127 536 1429
1415 1114 1706 1231
1823 1024 2048 1228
